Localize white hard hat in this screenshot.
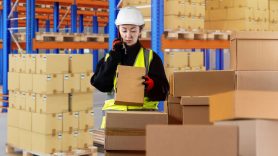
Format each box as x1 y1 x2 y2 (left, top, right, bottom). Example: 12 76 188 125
115 7 145 26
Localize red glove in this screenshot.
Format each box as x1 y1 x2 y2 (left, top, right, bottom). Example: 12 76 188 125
112 38 124 52
142 75 154 93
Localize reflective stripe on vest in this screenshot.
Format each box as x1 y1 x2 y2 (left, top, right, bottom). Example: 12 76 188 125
102 48 159 111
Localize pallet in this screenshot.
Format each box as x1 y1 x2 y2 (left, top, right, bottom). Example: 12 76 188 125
164 30 231 40
36 33 81 42
80 34 109 42
93 129 105 146
6 144 97 156
14 33 26 42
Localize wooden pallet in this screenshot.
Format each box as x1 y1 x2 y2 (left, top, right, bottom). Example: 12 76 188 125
164 30 231 40
6 144 97 156
93 129 105 146
80 34 109 42
36 33 81 42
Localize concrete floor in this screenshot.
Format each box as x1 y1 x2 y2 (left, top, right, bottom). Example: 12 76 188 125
0 90 106 156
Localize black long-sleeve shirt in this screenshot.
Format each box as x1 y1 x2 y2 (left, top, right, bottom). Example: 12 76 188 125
91 41 169 101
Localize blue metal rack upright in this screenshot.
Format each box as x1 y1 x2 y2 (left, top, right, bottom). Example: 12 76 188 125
151 0 164 112
54 2 59 54
3 0 11 108
71 2 77 54
45 19 50 53
108 0 119 50
79 14 84 54
0 10 3 85
93 15 99 72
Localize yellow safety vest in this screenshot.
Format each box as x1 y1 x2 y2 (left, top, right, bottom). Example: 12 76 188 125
102 47 159 111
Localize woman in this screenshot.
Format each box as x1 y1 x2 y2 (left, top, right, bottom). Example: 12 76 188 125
91 7 169 128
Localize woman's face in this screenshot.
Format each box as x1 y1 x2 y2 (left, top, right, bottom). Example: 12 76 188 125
119 25 141 46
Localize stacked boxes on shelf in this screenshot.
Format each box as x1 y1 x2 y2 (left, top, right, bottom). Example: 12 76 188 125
123 0 205 31
205 0 269 31
7 54 94 154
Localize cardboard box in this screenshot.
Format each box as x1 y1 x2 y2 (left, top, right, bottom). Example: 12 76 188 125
105 111 168 151
63 73 81 93
69 54 92 73
18 54 27 73
8 72 20 91
63 112 79 132
105 151 145 156
79 109 94 130
19 110 32 130
138 6 151 17
210 71 278 121
188 52 204 68
114 65 145 106
80 73 94 92
216 120 278 156
70 93 93 111
164 15 189 30
36 54 69 74
9 54 19 72
78 129 94 149
227 7 254 20
19 129 32 151
36 94 68 113
61 131 74 151
25 54 36 73
16 92 26 110
7 126 19 147
210 90 278 122
7 108 20 127
32 132 62 154
19 73 33 92
8 91 17 108
32 113 63 135
234 0 257 8
181 96 210 125
26 93 36 112
173 71 235 96
164 51 189 68
167 96 182 124
146 125 238 156
231 32 278 70
33 74 63 94
165 0 190 16
206 0 220 10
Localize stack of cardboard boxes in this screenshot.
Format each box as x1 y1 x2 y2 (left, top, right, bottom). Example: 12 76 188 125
7 54 94 154
164 50 206 121
210 32 278 155
205 0 269 31
123 0 205 31
105 111 168 156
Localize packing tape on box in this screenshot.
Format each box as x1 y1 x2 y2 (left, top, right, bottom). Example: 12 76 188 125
105 128 145 136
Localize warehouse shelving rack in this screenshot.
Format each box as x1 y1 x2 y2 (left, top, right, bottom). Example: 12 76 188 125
0 0 109 112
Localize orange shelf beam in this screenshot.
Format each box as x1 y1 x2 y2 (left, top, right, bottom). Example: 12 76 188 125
18 23 107 28
0 6 108 17
162 38 230 49
33 40 108 49
6 0 109 8
0 42 26 50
